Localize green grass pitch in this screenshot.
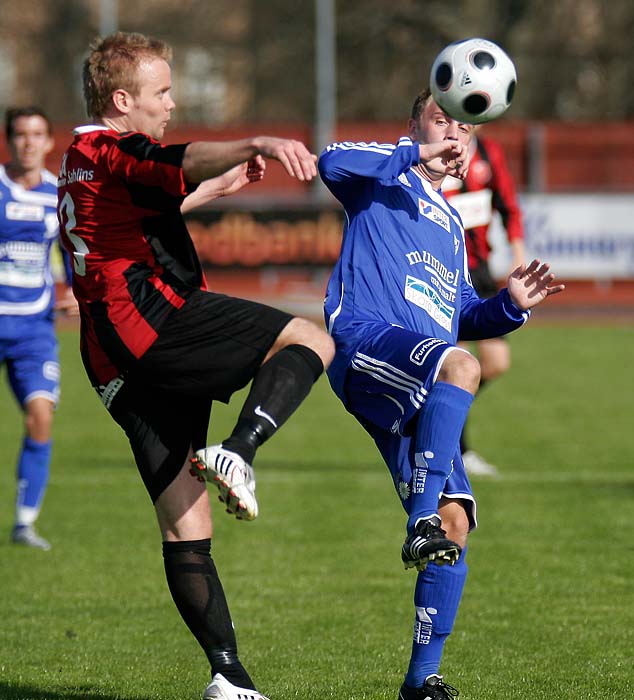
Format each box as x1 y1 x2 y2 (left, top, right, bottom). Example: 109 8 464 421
0 324 632 700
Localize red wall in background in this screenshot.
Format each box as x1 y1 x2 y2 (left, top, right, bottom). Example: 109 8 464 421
4 120 634 195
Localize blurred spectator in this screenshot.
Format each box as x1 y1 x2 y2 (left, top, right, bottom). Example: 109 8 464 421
0 106 75 550
443 129 525 476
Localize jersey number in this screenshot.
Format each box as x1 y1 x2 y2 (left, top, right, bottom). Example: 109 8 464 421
59 192 89 277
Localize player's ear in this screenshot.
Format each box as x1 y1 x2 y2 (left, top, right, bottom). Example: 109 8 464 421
112 89 132 114
407 118 418 140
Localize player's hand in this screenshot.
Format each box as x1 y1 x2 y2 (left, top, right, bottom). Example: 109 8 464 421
181 157 266 213
55 287 79 316
213 156 266 195
419 141 470 179
253 137 318 181
507 259 565 310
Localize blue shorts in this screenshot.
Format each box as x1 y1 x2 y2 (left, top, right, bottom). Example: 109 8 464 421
0 323 60 407
343 325 477 529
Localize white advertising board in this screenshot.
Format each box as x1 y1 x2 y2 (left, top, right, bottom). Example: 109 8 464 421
488 194 634 280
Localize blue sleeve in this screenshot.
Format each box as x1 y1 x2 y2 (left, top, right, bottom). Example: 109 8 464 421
458 285 530 340
318 137 420 206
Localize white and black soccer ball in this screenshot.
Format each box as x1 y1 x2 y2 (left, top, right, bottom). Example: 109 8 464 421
430 38 517 124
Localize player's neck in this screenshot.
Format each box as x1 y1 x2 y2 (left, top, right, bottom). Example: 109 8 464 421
413 163 445 191
5 162 43 190
100 115 126 133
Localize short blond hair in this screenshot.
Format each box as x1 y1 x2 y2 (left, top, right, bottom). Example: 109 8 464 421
82 31 172 118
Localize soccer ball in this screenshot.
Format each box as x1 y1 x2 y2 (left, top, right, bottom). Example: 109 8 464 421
429 38 517 124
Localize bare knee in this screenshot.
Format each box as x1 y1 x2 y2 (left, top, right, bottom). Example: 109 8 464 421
439 498 470 549
436 348 481 395
266 317 335 369
24 398 54 442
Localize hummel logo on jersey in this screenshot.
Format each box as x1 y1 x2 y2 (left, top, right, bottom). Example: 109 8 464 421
398 172 411 187
418 199 451 232
96 376 125 409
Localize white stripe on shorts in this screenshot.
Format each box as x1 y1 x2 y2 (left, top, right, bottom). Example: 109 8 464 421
351 352 428 408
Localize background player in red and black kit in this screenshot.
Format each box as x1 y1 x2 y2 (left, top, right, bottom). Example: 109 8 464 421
443 129 525 476
57 31 334 700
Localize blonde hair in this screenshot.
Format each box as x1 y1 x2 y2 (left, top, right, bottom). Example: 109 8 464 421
82 31 172 118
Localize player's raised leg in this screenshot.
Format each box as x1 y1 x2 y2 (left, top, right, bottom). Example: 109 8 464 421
402 350 479 570
191 317 334 520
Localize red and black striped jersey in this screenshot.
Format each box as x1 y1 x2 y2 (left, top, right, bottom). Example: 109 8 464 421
443 136 524 268
57 125 203 386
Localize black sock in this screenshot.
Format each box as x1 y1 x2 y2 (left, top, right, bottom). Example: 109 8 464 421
222 344 324 464
162 539 255 689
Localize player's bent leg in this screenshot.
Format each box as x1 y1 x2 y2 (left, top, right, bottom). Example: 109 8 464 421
207 318 333 519
263 316 335 369
405 349 479 538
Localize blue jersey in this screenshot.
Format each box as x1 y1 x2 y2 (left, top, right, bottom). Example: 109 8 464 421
319 137 529 399
0 164 69 338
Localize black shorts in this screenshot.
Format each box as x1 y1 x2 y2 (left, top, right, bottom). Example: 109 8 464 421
101 290 293 502
469 261 499 299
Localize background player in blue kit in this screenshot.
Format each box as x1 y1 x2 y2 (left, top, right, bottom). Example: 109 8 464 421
1 106 75 550
319 88 565 700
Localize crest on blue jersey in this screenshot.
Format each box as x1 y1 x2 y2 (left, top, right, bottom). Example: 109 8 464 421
418 198 451 232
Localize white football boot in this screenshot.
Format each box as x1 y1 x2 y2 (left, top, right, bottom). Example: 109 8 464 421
203 673 270 700
11 525 52 551
461 450 499 477
191 446 258 521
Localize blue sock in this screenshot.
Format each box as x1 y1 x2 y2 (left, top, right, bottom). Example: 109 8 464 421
405 548 468 687
408 382 473 531
15 437 51 527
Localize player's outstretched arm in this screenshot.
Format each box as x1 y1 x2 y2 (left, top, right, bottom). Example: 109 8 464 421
506 259 565 310
182 137 317 184
181 158 265 213
251 136 318 181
